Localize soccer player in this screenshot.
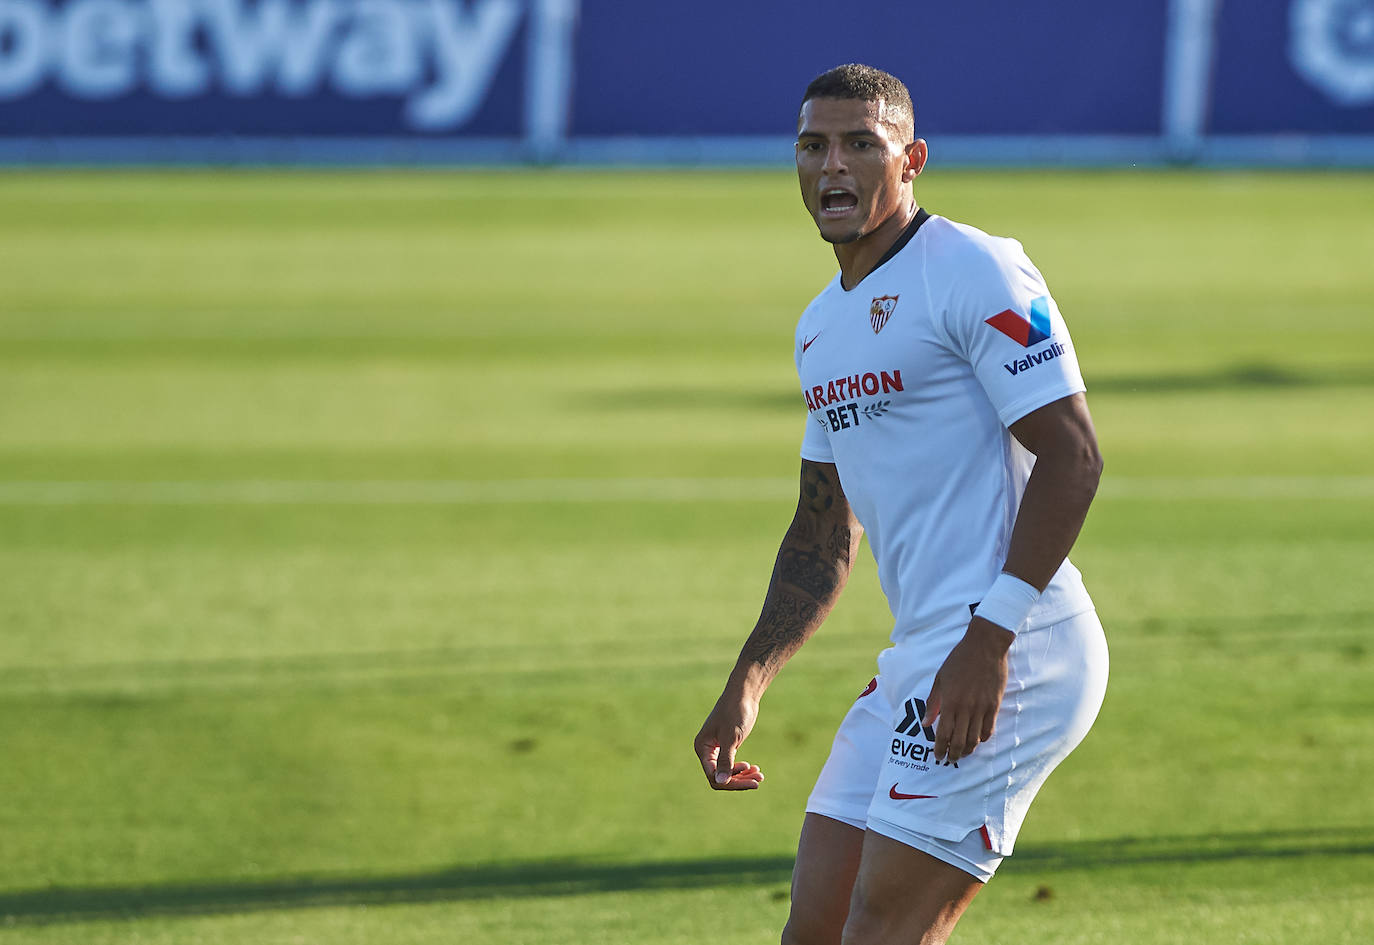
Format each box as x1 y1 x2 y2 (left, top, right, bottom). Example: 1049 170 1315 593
693 64 1109 944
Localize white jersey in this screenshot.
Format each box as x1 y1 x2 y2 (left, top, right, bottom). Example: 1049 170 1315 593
795 211 1094 642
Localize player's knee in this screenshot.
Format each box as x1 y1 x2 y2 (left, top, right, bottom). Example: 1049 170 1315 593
781 906 845 945
841 908 951 945
838 896 895 945
840 877 954 945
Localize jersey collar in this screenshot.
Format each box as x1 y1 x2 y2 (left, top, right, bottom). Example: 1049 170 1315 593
869 206 931 276
842 206 931 292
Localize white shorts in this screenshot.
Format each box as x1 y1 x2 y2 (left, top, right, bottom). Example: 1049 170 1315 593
805 610 1109 881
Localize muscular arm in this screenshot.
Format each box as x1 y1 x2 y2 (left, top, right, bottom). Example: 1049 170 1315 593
694 460 862 790
929 392 1103 762
1003 391 1103 590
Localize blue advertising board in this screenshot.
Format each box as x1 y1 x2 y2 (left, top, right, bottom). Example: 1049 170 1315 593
568 3 1167 137
0 0 549 135
1211 0 1374 133
0 0 1163 137
0 0 1370 164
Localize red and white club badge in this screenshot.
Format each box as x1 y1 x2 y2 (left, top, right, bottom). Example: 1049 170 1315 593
870 295 898 334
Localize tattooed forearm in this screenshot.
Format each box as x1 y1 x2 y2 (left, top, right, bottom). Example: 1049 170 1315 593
739 538 847 672
735 461 860 676
776 542 840 600
741 593 821 673
825 522 853 568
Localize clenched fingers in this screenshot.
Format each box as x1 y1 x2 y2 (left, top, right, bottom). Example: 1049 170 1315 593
697 742 764 790
718 761 764 790
696 734 765 790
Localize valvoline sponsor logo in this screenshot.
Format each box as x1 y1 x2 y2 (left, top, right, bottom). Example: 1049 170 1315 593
1002 339 1069 376
985 296 1070 376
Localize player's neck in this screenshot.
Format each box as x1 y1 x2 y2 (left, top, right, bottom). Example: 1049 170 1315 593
835 201 918 292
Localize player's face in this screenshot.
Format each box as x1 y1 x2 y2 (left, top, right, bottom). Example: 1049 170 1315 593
796 97 919 245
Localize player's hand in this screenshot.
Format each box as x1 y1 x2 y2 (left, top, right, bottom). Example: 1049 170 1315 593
924 618 1014 763
694 688 766 791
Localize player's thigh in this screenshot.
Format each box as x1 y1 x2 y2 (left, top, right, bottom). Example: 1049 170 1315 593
782 813 866 945
841 830 983 945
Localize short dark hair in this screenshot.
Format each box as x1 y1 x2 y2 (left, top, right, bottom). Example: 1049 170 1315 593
801 64 915 140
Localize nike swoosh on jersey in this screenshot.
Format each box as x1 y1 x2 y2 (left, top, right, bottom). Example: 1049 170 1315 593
889 784 938 800
802 332 822 353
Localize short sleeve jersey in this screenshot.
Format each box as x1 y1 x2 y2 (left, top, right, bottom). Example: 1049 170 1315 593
795 212 1094 641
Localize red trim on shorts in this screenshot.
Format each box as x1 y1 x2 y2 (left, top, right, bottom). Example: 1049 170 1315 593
979 825 993 851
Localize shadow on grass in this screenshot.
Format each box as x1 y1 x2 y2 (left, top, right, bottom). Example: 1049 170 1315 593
1090 361 1374 394
2 826 1370 926
1002 825 1374 872
579 361 1374 414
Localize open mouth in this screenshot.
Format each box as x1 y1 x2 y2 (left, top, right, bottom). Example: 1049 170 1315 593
820 188 859 217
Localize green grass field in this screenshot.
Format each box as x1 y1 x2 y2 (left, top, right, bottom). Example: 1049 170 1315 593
1 168 1371 944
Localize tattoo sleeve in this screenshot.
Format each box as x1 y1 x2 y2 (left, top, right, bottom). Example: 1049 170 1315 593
739 461 860 676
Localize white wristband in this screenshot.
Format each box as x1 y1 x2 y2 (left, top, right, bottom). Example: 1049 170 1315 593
973 572 1040 635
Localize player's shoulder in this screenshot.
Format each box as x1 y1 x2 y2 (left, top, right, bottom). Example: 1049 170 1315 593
794 272 842 337
921 214 1031 276
918 215 1047 312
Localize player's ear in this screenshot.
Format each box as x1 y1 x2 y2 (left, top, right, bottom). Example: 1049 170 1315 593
903 139 928 181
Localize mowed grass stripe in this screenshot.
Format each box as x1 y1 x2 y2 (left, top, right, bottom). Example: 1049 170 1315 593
1 827 1369 926
1 475 1373 504
0 610 1367 698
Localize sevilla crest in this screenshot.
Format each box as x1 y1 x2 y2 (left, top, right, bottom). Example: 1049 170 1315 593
869 295 898 334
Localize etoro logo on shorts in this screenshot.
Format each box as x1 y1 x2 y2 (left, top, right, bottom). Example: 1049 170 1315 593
894 697 935 741
891 696 958 768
